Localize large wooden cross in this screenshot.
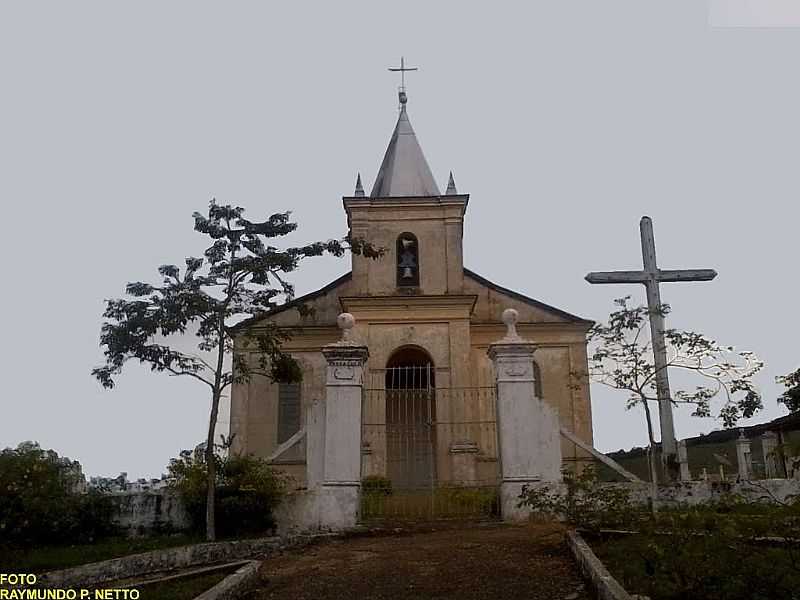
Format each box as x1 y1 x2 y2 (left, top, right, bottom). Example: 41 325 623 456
586 216 717 480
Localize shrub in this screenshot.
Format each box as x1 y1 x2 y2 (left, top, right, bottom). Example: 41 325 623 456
435 485 499 516
361 475 393 496
517 466 642 531
0 442 117 548
168 447 286 538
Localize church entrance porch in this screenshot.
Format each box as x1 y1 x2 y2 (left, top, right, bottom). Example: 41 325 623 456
360 348 501 521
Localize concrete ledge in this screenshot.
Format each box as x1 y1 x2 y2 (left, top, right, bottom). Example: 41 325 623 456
566 530 633 600
193 560 261 600
38 536 297 589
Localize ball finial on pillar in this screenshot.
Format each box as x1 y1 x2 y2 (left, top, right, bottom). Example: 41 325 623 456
502 308 521 341
337 312 355 343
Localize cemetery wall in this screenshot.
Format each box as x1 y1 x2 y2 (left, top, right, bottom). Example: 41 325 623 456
615 478 800 507
601 412 800 482
109 489 320 537
111 490 191 535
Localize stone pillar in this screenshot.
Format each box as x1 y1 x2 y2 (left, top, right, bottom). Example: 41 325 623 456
677 439 691 481
318 313 368 530
736 430 752 481
488 309 561 521
761 431 779 479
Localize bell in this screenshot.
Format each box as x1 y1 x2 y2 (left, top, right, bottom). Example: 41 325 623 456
403 267 413 278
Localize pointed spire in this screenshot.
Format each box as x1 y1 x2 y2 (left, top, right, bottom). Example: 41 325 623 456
354 173 365 197
445 171 457 195
370 103 440 197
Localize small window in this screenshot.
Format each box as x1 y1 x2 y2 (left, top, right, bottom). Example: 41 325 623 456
277 382 301 444
533 361 543 398
396 233 420 287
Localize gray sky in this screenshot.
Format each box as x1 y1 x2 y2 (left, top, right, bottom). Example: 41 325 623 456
1 1 797 479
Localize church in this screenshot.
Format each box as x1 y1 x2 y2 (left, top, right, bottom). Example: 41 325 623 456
229 83 594 493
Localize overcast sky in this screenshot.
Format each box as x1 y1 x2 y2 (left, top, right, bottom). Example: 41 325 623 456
1 1 797 479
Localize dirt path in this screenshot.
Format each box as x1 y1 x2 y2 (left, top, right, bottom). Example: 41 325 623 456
247 523 590 600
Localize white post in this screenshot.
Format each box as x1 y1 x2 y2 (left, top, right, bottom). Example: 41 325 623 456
488 309 562 521
736 430 752 481
677 439 691 481
761 432 779 479
318 313 368 530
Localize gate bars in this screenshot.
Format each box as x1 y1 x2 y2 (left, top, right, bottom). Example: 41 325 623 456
360 365 500 520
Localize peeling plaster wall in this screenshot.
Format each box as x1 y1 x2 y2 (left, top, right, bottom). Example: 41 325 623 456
111 491 190 536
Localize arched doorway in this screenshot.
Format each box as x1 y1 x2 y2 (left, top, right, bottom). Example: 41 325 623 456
385 347 437 489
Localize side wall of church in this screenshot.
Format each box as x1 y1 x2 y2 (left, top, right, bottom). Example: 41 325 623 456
229 276 351 484
465 274 594 471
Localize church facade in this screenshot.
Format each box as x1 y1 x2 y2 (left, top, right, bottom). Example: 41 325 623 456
229 90 594 489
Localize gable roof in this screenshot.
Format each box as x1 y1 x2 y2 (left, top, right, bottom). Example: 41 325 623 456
230 272 352 333
233 268 592 332
464 268 593 325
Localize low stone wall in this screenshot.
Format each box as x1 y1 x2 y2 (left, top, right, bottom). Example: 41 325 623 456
110 488 330 537
194 560 261 600
38 537 287 588
112 491 190 536
617 478 800 507
566 530 632 600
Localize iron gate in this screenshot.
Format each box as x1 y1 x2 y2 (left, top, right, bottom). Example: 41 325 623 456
360 365 500 521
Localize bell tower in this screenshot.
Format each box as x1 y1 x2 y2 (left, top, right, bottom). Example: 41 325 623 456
344 85 468 297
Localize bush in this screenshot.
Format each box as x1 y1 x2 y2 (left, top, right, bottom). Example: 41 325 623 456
0 442 117 548
361 475 392 496
435 485 499 516
168 447 286 538
517 466 640 532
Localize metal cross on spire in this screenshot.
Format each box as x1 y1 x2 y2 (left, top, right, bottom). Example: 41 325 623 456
389 56 418 91
585 216 718 481
389 56 418 106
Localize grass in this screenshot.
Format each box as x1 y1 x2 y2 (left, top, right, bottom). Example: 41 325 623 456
0 534 202 573
361 485 499 521
589 532 800 600
137 568 235 600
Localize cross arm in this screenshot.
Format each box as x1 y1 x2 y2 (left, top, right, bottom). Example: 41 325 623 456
585 270 648 284
656 269 718 282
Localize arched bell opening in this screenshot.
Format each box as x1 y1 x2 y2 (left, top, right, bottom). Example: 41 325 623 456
396 232 420 288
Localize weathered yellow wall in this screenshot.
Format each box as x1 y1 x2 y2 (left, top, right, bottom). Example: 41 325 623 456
229 196 594 484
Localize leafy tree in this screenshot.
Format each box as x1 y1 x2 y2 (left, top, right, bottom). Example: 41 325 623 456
92 201 380 540
777 368 800 412
580 297 764 486
0 442 115 548
167 445 286 538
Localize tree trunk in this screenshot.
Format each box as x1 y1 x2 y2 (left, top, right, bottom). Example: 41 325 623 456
641 398 659 515
205 390 221 541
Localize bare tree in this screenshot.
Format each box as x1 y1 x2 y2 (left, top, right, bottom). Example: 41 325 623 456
580 297 764 487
